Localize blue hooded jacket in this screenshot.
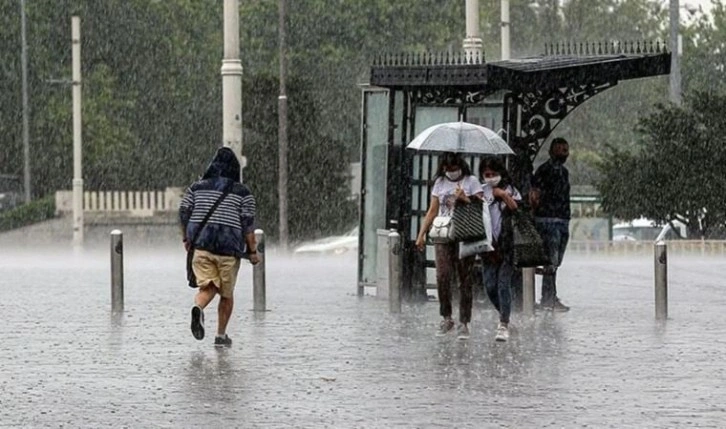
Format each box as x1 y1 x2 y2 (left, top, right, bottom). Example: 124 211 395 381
179 147 256 258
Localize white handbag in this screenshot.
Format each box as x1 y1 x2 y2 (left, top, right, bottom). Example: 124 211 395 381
429 216 454 243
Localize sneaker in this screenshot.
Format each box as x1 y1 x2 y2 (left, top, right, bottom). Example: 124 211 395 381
540 299 570 313
495 323 509 342
214 335 233 347
190 305 205 340
551 299 570 312
457 324 470 341
436 318 455 336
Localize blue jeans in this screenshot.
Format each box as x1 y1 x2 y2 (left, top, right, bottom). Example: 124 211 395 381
535 219 570 305
482 259 514 324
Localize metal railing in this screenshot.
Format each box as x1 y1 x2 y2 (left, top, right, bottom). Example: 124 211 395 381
567 240 726 256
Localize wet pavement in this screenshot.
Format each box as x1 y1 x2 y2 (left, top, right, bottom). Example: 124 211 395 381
1 247 725 428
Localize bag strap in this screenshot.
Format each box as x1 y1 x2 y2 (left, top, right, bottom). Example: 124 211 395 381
189 183 233 246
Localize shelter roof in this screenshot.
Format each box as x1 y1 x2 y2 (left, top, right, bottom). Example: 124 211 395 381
370 42 670 92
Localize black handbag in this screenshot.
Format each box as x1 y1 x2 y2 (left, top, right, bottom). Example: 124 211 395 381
510 209 551 268
186 186 232 288
451 198 487 243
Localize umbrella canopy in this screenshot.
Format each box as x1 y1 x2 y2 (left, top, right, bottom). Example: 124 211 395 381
406 121 514 155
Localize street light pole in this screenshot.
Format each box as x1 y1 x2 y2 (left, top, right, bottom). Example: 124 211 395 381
20 0 30 203
501 0 511 60
222 0 244 171
71 16 84 247
278 0 289 251
463 0 483 60
669 0 681 104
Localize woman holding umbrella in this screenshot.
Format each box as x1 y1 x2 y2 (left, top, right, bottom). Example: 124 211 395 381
415 152 483 340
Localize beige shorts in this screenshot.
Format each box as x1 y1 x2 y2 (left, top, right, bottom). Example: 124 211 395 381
192 249 241 298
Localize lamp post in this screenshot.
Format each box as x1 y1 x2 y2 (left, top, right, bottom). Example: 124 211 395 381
501 0 510 60
669 0 681 105
20 0 30 203
278 0 289 251
222 0 244 170
71 16 83 247
463 0 483 60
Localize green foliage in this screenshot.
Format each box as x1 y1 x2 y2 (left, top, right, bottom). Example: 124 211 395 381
240 73 357 240
0 196 56 232
596 92 726 238
681 1 726 95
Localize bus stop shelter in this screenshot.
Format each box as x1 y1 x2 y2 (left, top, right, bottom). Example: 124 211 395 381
357 42 670 300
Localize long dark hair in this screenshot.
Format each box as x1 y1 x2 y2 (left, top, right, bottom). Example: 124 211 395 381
433 152 472 181
478 156 513 189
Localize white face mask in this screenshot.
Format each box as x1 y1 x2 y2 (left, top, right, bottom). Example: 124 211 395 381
445 169 462 181
484 175 501 187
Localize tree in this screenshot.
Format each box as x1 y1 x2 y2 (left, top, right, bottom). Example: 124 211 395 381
242 73 357 241
681 1 726 96
596 91 726 238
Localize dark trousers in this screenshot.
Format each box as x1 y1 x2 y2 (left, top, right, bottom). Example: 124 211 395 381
535 219 570 305
482 258 514 324
435 243 475 324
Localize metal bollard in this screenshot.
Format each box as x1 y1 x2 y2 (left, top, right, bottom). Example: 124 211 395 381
253 229 266 312
522 267 535 316
655 240 668 320
388 230 402 314
110 230 124 314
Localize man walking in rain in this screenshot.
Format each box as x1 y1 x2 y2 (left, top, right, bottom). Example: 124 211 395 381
530 137 571 312
179 147 260 347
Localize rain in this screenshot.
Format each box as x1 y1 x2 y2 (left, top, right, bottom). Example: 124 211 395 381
1 0 726 427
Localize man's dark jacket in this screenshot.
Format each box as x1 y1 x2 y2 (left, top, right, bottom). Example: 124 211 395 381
179 147 256 258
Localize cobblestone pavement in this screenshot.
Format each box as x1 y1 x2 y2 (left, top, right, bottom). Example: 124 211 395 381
1 246 725 428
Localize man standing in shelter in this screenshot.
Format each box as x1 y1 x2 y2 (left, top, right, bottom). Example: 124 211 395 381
530 137 571 312
179 147 260 347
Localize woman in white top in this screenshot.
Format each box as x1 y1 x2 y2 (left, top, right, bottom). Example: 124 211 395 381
479 156 521 342
415 152 483 340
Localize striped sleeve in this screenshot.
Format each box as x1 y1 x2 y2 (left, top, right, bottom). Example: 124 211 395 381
179 186 194 227
239 193 256 235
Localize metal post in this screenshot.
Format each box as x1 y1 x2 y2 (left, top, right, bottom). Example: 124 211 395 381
463 0 483 60
110 230 124 313
20 0 31 203
222 0 244 169
501 0 510 60
253 229 266 312
277 0 289 251
72 16 84 247
522 267 535 316
388 230 401 314
655 241 668 320
669 0 681 105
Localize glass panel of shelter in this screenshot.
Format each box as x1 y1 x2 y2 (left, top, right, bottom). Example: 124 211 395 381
360 89 389 286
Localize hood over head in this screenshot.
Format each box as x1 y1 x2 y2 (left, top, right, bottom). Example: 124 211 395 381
202 147 240 182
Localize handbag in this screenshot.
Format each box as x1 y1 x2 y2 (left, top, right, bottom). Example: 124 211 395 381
428 216 454 243
510 209 551 269
186 185 232 288
451 198 487 243
459 199 494 258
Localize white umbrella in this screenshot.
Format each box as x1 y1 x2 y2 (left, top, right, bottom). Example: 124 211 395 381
406 121 514 155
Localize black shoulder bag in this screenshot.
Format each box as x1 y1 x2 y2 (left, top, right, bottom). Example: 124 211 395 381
186 186 232 288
